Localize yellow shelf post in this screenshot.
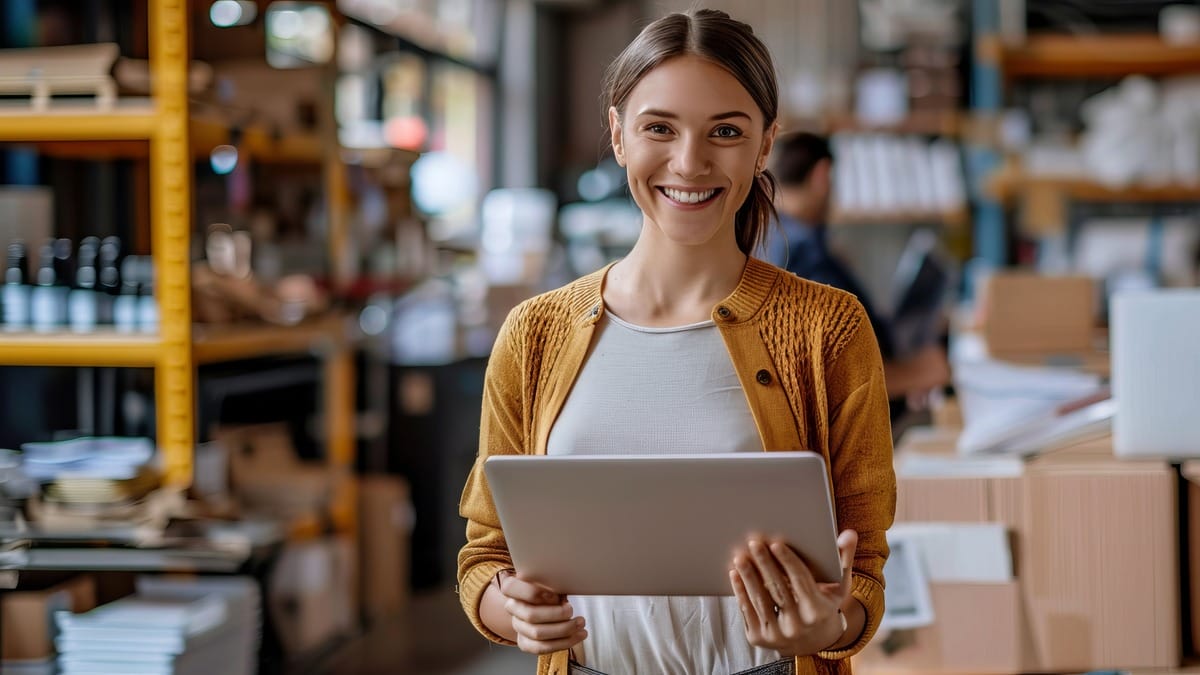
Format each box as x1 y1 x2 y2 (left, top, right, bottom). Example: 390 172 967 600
150 0 195 487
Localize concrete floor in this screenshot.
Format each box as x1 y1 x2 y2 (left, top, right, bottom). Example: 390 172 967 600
320 587 536 675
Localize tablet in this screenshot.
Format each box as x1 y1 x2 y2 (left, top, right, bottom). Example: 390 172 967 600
483 451 842 596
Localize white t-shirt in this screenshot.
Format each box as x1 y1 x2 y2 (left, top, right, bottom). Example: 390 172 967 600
546 311 781 675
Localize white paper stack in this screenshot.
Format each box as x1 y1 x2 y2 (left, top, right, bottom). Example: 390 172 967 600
55 576 260 675
20 437 155 483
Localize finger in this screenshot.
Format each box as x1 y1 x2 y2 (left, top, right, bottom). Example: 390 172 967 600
734 552 776 626
505 597 574 624
730 569 761 631
770 540 826 624
837 530 859 598
749 539 791 610
512 615 587 643
516 628 589 655
502 576 561 605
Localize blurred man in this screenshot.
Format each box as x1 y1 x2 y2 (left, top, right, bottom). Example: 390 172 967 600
764 131 949 414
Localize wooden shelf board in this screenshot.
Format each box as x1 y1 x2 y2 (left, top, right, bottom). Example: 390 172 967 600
0 330 161 367
784 110 963 138
1001 34 1200 79
1 108 321 163
190 117 323 164
988 172 1200 203
0 103 158 142
192 316 348 364
830 208 969 227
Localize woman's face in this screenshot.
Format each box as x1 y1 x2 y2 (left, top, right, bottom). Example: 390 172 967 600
610 54 777 250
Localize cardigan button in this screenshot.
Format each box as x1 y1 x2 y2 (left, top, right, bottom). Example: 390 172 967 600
716 306 732 320
756 369 772 385
590 304 600 317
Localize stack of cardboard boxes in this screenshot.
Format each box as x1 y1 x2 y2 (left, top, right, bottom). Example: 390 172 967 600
857 432 1181 673
855 273 1197 674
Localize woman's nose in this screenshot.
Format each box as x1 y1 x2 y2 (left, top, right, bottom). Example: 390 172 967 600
668 135 711 179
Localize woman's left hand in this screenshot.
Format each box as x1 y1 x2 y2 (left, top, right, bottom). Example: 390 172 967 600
730 529 858 657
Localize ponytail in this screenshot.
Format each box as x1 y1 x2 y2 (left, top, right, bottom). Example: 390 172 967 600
735 169 778 255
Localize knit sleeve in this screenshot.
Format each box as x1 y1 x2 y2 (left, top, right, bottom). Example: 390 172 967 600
816 303 897 661
457 307 527 646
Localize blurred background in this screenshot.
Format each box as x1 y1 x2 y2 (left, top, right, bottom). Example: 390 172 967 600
0 1 1199 674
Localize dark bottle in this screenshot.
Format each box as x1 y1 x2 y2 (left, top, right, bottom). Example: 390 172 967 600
113 255 141 333
97 236 122 324
69 238 100 333
2 240 31 330
52 237 74 290
137 258 158 333
31 241 65 332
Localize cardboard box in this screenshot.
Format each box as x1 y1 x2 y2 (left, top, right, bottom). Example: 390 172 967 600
269 536 357 657
1021 458 1178 671
981 273 1096 356
358 475 413 624
2 574 96 661
211 423 335 521
856 581 1034 674
890 434 1180 672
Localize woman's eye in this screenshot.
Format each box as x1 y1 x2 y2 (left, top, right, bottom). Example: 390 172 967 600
647 123 671 135
713 126 742 138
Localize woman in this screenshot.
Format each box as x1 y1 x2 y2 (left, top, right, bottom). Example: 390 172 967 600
458 9 895 675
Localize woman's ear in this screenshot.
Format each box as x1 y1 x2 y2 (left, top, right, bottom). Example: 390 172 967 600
757 120 780 174
608 106 625 167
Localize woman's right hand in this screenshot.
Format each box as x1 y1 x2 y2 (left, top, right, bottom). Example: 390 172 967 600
497 570 588 655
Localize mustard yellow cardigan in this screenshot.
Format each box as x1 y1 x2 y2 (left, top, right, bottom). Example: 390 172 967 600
458 257 896 675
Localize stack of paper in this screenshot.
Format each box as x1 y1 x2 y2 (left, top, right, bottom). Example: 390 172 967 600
951 358 1108 455
21 437 155 483
55 576 260 675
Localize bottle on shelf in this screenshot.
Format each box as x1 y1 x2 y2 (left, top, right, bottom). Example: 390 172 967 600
53 237 75 291
113 255 141 333
31 240 67 333
137 258 158 333
2 240 31 332
98 236 122 325
69 238 101 333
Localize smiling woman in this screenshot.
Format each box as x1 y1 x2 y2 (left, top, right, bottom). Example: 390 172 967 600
458 8 896 675
608 56 772 262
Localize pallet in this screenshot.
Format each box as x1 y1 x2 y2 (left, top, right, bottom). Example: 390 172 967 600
0 43 120 111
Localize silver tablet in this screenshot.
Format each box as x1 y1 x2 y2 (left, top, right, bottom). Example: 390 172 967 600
483 451 842 596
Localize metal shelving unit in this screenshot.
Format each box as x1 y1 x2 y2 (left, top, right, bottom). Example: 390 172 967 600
0 1 357 500
972 13 1200 264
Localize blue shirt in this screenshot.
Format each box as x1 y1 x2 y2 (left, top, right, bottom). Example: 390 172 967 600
765 215 896 360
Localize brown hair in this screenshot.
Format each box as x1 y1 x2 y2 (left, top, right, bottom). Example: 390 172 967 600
602 9 779 255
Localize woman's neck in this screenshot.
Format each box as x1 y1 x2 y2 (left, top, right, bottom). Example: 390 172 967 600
603 230 747 328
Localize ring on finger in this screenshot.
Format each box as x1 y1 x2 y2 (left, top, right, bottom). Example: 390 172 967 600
767 582 789 608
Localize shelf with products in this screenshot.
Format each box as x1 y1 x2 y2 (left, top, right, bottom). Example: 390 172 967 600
991 33 1200 80
0 1 359 495
971 24 1200 264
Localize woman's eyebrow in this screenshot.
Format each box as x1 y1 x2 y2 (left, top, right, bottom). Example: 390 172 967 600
635 108 752 121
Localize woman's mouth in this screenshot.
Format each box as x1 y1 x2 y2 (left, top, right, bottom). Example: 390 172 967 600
658 186 723 208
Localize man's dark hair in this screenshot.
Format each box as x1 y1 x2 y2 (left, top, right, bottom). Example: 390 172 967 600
771 132 833 187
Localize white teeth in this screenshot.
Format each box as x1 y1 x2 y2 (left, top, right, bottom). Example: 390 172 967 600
663 187 716 204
